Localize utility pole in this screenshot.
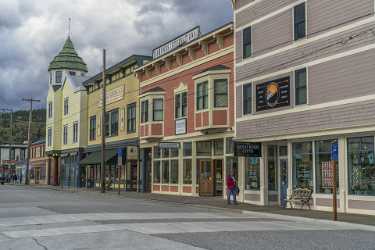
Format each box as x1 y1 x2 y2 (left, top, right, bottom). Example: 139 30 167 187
100 49 107 193
22 98 41 185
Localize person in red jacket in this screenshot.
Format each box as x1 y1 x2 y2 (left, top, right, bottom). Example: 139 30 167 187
226 173 237 204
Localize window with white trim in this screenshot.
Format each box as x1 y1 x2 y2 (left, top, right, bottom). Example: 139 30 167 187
294 3 306 41
243 26 252 58
214 79 228 108
196 81 208 111
153 98 164 121
295 68 307 105
175 92 187 119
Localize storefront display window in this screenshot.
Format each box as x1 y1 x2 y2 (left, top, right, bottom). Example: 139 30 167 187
214 139 224 155
293 142 313 189
170 147 179 158
183 159 192 184
170 160 179 184
315 140 339 194
245 157 260 191
226 157 238 180
162 160 169 184
348 137 375 196
226 138 234 155
162 148 170 158
197 141 211 156
183 142 192 157
154 147 160 159
268 146 277 191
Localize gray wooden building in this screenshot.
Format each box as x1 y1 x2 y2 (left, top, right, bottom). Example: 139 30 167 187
233 0 375 215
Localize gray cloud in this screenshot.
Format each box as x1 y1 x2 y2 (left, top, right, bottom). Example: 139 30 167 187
0 0 232 110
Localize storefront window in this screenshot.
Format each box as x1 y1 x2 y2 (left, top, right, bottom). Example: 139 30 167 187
226 137 234 155
162 160 169 184
245 157 260 190
170 147 179 158
154 147 160 159
315 140 339 194
153 161 160 183
226 156 238 180
183 142 192 157
162 148 170 158
170 160 179 184
268 146 278 191
197 141 211 156
183 159 192 184
213 139 224 155
348 137 375 196
293 142 313 189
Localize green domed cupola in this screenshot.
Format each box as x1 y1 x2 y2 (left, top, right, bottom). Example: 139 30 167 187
48 36 88 72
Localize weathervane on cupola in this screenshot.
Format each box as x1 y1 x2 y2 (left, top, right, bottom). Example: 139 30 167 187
48 17 88 86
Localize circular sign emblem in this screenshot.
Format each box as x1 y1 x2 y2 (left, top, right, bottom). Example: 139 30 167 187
266 83 280 107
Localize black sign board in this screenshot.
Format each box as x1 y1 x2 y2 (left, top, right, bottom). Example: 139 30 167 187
256 77 290 112
234 142 262 157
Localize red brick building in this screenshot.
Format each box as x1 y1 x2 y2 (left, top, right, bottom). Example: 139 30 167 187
30 140 50 185
137 23 235 197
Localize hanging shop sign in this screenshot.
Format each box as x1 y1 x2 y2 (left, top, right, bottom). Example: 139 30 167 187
159 142 180 149
256 77 290 112
152 26 200 59
175 118 187 135
234 142 262 157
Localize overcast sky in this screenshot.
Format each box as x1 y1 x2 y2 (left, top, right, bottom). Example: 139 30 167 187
0 0 233 110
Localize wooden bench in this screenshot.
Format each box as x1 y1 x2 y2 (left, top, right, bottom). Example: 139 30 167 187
287 188 313 209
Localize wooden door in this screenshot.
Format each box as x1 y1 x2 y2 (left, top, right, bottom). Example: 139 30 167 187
199 160 214 196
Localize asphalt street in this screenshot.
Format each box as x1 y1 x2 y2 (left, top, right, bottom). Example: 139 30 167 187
0 185 374 250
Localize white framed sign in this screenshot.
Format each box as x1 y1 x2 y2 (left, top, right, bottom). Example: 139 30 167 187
175 118 187 135
152 27 200 59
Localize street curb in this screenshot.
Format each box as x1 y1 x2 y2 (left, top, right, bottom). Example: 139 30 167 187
23 185 375 229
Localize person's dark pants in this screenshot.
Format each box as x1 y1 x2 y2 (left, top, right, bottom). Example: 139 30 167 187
227 188 237 204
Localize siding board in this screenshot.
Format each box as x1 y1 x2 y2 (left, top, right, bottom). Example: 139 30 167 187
253 10 293 56
237 100 375 140
309 49 375 105
237 22 375 82
308 0 374 36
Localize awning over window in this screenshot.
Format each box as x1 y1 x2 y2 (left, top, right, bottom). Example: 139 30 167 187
80 150 117 165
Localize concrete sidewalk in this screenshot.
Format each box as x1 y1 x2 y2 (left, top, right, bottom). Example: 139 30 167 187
28 184 375 226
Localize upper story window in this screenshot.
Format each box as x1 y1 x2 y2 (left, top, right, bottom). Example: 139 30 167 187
63 125 68 145
69 71 76 76
214 79 228 108
243 26 252 59
9 149 15 160
294 3 306 41
48 102 53 118
175 92 187 119
55 71 62 84
105 109 119 137
295 68 307 105
63 97 69 116
243 83 252 115
141 100 149 123
153 98 164 121
49 72 53 85
127 103 137 133
47 128 52 147
73 122 79 143
196 81 208 111
89 116 96 141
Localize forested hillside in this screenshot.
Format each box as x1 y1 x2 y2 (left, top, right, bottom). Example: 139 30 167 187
0 109 46 144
